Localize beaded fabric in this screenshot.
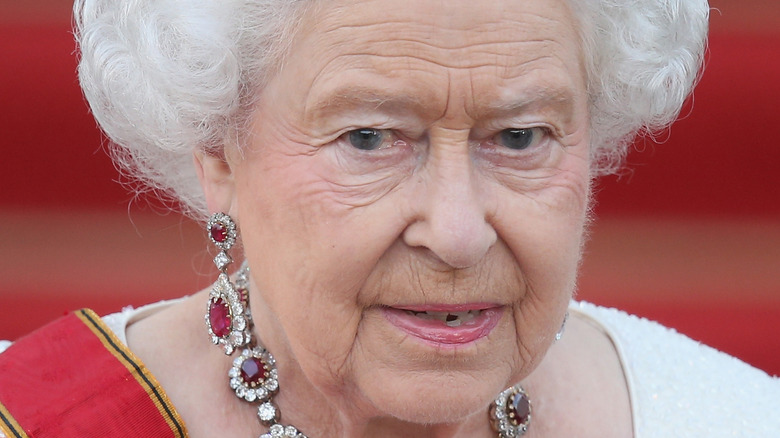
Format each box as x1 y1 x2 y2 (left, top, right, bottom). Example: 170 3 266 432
572 301 780 438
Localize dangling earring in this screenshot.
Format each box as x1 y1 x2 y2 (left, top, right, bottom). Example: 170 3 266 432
205 212 252 355
555 311 569 341
489 383 531 437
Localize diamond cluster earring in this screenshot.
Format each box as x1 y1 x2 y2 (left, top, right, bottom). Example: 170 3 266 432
205 212 252 355
489 383 532 437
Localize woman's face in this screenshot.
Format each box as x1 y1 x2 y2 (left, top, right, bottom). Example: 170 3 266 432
211 0 590 425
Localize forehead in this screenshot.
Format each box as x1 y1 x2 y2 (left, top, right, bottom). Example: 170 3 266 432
282 0 585 121
306 0 579 58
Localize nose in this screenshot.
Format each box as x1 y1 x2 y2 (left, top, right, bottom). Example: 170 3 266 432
402 140 497 269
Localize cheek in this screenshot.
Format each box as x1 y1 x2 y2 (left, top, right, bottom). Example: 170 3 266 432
494 152 590 361
496 147 590 274
232 150 415 380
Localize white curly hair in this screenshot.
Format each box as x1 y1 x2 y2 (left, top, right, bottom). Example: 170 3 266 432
73 0 709 221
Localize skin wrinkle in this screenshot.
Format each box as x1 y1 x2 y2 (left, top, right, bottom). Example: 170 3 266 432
504 167 589 209
512 285 549 363
321 176 403 209
308 42 568 89
317 9 569 50
319 39 547 64
365 241 522 315
320 172 411 211
328 140 413 187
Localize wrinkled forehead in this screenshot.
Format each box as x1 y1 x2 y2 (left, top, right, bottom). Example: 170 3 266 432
294 0 583 68
277 0 587 123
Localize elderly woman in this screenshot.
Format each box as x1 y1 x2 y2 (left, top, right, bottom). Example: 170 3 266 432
1 0 778 436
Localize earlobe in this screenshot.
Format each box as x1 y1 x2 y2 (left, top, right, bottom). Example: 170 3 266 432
193 149 237 215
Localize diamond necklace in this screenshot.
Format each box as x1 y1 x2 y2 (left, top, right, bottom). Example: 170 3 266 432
224 266 531 438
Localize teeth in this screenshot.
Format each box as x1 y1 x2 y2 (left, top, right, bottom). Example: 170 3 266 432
405 310 481 326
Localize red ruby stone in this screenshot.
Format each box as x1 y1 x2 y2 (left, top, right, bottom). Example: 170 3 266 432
208 297 232 338
210 223 228 243
240 357 267 385
509 391 531 425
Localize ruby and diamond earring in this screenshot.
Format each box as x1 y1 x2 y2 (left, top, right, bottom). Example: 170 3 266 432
489 383 532 437
205 212 252 355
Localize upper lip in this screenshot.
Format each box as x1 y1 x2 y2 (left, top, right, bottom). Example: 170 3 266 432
389 303 500 313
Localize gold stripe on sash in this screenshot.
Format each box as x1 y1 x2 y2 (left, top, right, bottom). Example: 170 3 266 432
0 400 30 438
75 309 188 438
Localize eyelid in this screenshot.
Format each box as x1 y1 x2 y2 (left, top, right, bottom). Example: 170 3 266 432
474 126 559 171
473 118 554 136
489 126 549 149
340 127 400 152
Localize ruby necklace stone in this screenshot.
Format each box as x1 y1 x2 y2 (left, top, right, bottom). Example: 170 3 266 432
209 297 232 338
240 357 267 386
210 222 228 243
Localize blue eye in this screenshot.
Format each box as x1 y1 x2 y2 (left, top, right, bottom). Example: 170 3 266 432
348 128 386 150
498 128 544 150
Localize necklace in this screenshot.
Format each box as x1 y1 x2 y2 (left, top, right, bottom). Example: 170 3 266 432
222 266 531 438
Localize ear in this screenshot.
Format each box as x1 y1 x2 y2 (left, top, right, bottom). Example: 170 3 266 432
194 149 237 216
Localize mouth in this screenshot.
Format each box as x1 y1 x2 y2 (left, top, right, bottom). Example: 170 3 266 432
382 304 503 346
401 309 483 327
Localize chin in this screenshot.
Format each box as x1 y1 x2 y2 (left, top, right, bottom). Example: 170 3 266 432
359 369 507 425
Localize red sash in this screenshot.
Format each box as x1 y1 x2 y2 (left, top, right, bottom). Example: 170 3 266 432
0 309 188 438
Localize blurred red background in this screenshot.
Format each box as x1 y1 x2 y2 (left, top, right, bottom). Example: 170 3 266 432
1 1 779 375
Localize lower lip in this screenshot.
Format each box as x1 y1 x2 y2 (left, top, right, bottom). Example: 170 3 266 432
382 307 503 347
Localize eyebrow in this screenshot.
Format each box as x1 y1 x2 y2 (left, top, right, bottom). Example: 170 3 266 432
305 87 431 122
475 87 577 121
305 84 577 125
